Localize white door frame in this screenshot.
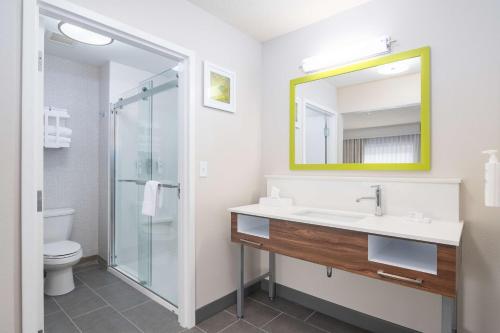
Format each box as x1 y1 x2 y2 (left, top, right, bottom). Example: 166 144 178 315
301 98 338 164
21 0 197 330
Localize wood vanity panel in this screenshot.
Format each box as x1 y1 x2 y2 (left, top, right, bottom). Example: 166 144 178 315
231 213 458 297
268 219 369 273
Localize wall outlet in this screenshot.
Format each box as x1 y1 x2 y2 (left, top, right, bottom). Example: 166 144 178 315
199 161 208 177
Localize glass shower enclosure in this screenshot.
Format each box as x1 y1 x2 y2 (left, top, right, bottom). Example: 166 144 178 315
110 69 179 306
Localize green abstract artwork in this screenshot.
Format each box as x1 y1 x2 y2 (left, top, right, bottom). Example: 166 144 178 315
210 72 230 104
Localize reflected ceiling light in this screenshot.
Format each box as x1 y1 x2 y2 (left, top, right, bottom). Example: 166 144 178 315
58 22 113 46
301 36 392 73
377 62 409 75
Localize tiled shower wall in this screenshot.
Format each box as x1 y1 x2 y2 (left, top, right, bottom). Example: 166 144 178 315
44 54 100 257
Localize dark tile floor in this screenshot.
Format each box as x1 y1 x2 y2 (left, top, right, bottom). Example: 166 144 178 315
197 290 370 333
45 262 370 333
44 261 184 333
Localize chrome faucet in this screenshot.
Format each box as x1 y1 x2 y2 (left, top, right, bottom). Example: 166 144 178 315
356 185 382 216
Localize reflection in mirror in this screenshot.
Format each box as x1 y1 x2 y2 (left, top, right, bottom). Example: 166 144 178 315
295 56 421 165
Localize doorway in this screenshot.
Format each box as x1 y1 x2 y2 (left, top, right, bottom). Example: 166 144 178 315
21 1 196 331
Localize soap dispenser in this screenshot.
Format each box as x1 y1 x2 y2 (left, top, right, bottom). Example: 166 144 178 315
482 150 500 207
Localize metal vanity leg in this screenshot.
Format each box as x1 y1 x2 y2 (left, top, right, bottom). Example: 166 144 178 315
268 252 276 301
237 244 244 318
441 296 457 333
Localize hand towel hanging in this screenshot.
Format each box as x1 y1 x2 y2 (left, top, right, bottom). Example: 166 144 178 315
142 180 163 216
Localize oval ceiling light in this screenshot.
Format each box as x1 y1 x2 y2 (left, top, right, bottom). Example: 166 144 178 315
377 62 409 75
58 22 113 46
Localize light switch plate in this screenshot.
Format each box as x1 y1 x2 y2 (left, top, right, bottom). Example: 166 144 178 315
200 161 208 177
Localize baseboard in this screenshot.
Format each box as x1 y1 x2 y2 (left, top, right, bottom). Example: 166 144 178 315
261 280 419 333
195 282 261 324
97 255 107 266
79 255 98 264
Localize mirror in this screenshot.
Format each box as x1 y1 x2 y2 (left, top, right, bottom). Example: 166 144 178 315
290 47 430 170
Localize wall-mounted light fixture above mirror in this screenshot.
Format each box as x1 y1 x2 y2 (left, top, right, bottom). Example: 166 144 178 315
290 47 430 171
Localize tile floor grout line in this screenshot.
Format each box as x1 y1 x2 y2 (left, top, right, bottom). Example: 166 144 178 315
242 317 273 333
306 321 335 333
247 296 306 320
120 299 152 313
71 304 109 319
245 296 285 313
194 325 209 333
223 309 235 316
217 318 243 333
78 276 147 333
222 306 277 331
278 313 332 333
260 312 283 333
303 310 316 322
91 276 127 291
267 311 332 333
248 295 315 322
259 311 283 329
51 295 83 333
44 296 62 316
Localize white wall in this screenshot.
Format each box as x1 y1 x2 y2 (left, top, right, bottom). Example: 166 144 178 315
338 73 420 113
44 54 100 257
66 0 264 309
108 62 154 103
296 80 337 112
342 106 420 130
262 0 500 332
0 0 21 331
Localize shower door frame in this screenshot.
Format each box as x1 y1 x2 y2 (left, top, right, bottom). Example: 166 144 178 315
21 0 197 330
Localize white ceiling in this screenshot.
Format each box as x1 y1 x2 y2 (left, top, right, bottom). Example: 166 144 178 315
43 16 177 73
187 0 372 41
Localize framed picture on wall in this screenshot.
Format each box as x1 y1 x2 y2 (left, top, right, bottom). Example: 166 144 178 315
203 61 236 113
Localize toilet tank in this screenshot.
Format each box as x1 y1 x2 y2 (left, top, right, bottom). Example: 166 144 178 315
43 208 75 243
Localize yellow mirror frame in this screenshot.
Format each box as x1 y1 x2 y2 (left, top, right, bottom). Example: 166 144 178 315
290 46 430 171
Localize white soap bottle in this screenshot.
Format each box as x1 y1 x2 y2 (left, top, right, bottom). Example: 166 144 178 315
482 150 500 207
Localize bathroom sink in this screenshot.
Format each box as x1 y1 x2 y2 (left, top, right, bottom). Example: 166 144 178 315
292 209 364 223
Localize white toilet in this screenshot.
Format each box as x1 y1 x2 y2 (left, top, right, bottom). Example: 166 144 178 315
43 208 82 296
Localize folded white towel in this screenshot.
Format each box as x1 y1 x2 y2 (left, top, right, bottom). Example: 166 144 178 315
45 135 71 143
46 125 72 136
142 181 163 216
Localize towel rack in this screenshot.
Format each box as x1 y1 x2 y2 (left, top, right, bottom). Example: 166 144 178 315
44 106 71 148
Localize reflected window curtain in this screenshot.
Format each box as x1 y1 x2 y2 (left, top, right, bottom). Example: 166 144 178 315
363 134 420 163
343 139 364 163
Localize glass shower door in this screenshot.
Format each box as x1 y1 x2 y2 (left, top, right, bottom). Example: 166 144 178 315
112 70 179 305
113 84 152 286
149 73 178 305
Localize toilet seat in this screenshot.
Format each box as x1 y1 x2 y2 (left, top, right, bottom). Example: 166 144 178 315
44 240 82 260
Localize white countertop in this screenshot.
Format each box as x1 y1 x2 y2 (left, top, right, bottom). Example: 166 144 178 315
228 204 463 246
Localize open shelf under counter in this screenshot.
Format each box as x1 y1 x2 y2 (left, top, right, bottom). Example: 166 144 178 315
368 235 437 274
236 214 270 239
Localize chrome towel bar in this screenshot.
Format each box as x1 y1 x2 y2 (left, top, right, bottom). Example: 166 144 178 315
118 179 179 189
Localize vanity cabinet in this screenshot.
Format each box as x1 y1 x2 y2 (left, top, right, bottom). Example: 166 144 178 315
231 212 458 298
